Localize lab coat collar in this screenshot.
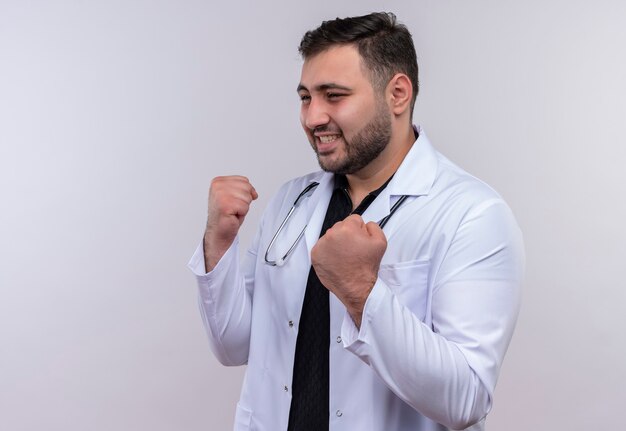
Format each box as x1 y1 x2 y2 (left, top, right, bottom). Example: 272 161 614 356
361 125 439 223
389 125 438 197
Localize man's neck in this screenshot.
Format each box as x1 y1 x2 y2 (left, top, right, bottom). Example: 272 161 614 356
345 124 416 206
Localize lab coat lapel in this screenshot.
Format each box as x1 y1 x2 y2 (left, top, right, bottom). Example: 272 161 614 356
265 172 332 318
272 172 332 266
303 172 334 256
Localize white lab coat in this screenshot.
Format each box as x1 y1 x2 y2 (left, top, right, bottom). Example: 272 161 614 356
189 127 524 431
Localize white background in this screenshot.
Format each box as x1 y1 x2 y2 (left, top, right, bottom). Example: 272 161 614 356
1 1 625 430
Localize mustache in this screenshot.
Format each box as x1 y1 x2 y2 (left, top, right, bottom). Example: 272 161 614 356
312 125 342 134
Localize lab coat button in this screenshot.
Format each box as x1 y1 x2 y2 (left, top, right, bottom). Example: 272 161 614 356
288 320 294 328
284 385 289 392
336 410 343 417
336 335 342 343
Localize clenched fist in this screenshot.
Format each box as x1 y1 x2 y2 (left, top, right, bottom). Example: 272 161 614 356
311 214 387 328
204 176 258 272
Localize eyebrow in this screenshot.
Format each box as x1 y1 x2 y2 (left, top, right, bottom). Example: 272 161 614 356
296 83 352 93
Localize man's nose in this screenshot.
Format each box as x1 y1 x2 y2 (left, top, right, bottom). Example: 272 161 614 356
303 98 330 130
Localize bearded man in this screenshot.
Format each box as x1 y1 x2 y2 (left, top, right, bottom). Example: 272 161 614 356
189 11 524 431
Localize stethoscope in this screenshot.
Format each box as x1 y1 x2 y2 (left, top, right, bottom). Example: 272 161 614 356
264 182 409 266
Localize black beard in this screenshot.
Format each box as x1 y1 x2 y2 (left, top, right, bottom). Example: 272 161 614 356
314 101 392 175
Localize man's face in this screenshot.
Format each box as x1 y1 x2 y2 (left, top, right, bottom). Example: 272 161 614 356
297 45 391 175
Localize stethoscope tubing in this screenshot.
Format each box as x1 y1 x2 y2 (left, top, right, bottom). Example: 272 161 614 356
264 182 408 266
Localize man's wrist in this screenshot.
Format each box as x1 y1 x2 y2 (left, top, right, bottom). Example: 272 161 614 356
203 231 232 272
348 307 363 329
345 278 376 329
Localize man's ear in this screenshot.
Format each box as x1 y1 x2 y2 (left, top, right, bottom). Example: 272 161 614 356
386 73 413 116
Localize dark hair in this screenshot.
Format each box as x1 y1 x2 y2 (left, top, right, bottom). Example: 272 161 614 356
299 12 419 115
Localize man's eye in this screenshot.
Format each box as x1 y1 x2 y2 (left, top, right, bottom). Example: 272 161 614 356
327 93 344 99
299 94 311 102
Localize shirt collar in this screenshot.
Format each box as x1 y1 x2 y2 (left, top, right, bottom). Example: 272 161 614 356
332 173 394 197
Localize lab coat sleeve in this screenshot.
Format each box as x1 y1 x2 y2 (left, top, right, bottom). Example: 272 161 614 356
341 200 524 430
188 226 262 367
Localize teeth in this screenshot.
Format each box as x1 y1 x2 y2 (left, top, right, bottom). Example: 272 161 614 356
319 135 340 143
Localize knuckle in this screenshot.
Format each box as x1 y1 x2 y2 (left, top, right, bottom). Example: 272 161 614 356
325 227 337 239
210 177 225 194
310 246 319 262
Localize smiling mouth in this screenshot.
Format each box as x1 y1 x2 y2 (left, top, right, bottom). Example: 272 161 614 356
318 134 341 143
315 134 342 155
